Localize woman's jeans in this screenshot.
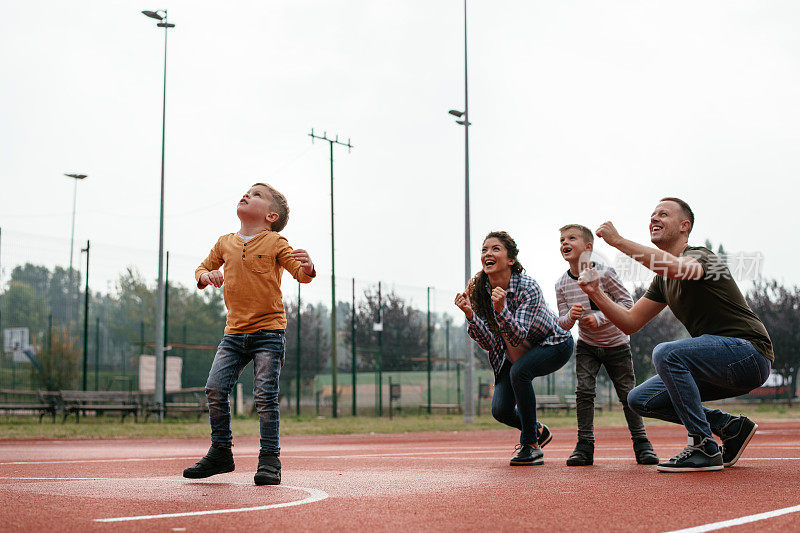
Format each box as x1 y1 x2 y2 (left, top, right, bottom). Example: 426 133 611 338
491 337 574 445
627 334 771 441
205 330 285 455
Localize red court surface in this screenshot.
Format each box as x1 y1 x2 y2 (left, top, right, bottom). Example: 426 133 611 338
1 421 798 532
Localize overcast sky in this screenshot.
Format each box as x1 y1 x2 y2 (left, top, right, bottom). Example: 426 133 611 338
2 1 799 318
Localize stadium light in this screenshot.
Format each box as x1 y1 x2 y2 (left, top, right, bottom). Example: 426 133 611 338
141 8 176 421
64 173 88 321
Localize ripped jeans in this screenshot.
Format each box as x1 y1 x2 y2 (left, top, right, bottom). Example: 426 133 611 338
205 330 284 454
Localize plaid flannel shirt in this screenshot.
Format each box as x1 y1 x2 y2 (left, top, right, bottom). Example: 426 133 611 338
467 273 572 377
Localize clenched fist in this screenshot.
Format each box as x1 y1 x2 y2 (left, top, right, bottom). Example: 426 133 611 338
491 287 507 313
454 292 474 321
200 270 224 288
569 304 585 321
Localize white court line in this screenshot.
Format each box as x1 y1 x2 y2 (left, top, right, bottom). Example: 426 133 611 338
93 485 329 523
664 504 800 533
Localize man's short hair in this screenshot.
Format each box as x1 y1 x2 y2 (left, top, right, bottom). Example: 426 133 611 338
660 197 694 235
559 224 594 244
253 182 290 232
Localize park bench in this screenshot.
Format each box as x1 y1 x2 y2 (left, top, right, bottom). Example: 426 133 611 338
60 390 139 423
564 394 603 412
537 394 571 412
141 387 209 421
418 403 462 415
0 389 59 423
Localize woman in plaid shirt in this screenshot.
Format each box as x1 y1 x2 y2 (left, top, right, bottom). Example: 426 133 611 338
455 231 574 466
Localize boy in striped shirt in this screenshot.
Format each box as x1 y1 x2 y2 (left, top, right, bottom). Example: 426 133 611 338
555 224 658 466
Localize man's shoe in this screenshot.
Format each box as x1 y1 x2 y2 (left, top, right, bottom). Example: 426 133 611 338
254 452 281 485
566 440 594 466
537 423 552 448
719 414 758 468
509 444 544 466
183 444 235 479
656 436 723 472
633 438 659 465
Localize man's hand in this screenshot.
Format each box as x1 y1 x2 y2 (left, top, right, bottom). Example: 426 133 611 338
596 221 624 247
491 287 507 313
569 304 584 321
291 249 315 276
454 292 474 321
580 314 600 329
200 270 224 288
578 267 600 297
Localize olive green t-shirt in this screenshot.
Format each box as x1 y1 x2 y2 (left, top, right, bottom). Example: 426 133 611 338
643 246 773 361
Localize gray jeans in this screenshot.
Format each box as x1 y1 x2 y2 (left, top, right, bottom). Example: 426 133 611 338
575 340 647 443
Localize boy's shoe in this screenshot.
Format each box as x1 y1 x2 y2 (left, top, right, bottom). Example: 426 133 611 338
633 438 659 465
509 444 544 466
719 414 758 468
656 436 723 473
537 423 552 448
254 452 281 485
566 440 594 466
183 444 235 479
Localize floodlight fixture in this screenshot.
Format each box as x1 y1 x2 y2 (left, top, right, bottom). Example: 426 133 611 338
448 109 464 117
142 10 163 20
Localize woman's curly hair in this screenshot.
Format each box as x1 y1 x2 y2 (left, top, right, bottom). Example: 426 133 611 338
466 231 524 335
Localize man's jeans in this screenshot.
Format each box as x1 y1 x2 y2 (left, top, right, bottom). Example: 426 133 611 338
575 340 647 443
628 334 770 441
205 330 284 455
491 337 574 445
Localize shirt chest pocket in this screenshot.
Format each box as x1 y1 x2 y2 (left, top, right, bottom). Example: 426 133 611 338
244 253 275 274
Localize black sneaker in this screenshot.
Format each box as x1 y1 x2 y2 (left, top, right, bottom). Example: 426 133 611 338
633 438 659 465
566 440 594 466
509 444 544 466
537 423 552 448
719 414 758 468
656 436 723 473
254 452 281 485
183 444 235 479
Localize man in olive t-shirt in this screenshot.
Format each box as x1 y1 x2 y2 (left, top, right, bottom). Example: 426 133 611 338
577 198 772 473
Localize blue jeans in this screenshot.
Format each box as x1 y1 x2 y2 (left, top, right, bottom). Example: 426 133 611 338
205 330 285 454
491 337 574 445
627 334 770 441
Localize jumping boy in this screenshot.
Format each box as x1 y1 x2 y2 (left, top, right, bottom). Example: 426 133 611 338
183 183 315 485
555 224 658 466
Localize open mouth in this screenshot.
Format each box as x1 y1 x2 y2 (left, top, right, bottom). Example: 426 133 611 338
561 247 573 255
650 225 663 234
484 259 496 268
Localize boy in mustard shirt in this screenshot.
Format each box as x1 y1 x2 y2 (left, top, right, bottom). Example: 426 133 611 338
183 182 315 485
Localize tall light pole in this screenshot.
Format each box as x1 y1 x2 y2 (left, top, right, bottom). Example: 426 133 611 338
142 9 175 420
309 129 353 418
448 0 475 424
64 173 87 322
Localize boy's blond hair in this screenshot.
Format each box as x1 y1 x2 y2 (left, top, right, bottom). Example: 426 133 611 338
559 224 594 244
253 182 290 232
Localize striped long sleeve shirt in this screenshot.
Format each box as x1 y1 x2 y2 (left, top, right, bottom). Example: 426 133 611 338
554 264 633 347
467 273 572 377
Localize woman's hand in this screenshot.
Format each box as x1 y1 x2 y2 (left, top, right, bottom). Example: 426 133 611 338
569 304 584 321
454 292 474 321
491 287 507 313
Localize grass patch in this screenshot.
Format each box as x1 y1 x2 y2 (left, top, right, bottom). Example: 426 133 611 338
1 402 796 440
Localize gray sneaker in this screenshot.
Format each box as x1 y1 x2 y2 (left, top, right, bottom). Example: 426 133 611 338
657 436 723 473
719 414 758 468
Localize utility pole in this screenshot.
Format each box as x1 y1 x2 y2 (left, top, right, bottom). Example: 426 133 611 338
81 240 90 391
427 287 432 414
296 283 301 417
308 129 353 418
351 278 357 416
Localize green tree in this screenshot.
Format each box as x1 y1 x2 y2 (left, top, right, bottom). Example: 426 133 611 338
628 285 686 383
747 280 800 398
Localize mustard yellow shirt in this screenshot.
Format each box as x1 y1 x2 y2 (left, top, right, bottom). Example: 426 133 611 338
195 230 315 334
